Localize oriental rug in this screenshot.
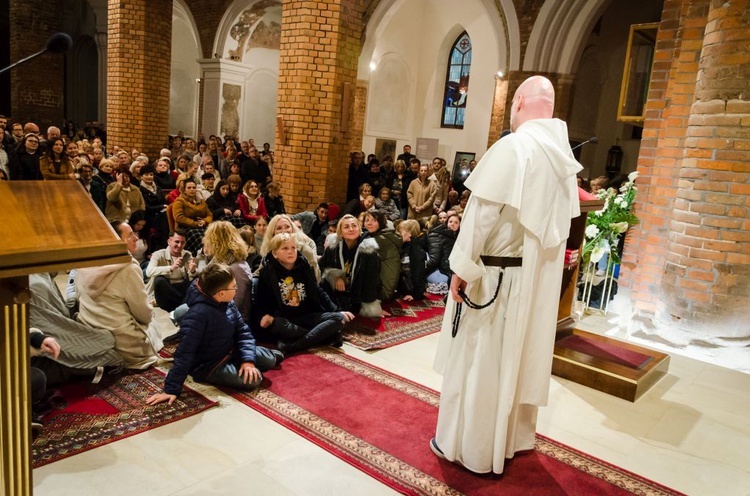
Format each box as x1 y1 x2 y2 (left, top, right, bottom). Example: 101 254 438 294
343 295 445 350
32 368 217 468
230 349 682 495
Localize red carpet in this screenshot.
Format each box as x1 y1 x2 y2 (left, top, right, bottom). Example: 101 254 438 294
230 349 682 495
344 295 445 350
32 368 217 468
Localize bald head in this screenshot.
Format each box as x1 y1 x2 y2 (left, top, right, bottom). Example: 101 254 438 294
509 76 555 132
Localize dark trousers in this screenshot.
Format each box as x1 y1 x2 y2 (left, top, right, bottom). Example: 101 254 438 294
270 312 343 352
154 277 190 312
199 346 278 391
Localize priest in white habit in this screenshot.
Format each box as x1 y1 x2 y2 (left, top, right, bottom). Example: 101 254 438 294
430 75 582 474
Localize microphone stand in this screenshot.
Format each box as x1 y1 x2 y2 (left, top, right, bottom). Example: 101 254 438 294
571 137 598 151
0 49 50 75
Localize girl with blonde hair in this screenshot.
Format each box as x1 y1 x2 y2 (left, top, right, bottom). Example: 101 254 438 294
260 214 320 282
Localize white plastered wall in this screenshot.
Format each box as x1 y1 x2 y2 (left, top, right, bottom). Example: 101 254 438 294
359 0 509 163
170 0 202 138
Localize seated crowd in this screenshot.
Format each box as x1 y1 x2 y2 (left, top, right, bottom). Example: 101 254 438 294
2 120 474 421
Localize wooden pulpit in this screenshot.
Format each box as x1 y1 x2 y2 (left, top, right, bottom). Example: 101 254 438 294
554 195 670 402
0 181 130 495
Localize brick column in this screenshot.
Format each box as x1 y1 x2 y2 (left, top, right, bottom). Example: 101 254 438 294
274 0 365 212
657 0 750 336
623 0 709 315
9 0 64 127
106 0 172 161
486 75 509 148
350 79 368 154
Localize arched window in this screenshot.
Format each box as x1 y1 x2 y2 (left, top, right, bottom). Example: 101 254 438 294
441 32 472 129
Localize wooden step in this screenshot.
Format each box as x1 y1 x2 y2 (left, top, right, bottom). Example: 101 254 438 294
552 329 670 402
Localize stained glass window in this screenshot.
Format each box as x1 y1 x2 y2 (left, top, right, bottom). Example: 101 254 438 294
441 32 472 129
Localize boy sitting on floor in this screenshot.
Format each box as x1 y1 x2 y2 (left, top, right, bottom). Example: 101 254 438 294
146 264 282 406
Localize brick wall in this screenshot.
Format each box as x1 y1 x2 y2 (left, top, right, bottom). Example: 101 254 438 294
486 76 509 148
624 0 709 316
511 0 546 68
106 0 172 161
350 79 368 154
183 0 234 59
656 0 750 334
9 0 64 127
274 0 366 213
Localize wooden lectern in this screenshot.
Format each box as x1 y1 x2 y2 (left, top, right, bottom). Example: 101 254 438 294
554 196 670 402
0 181 130 496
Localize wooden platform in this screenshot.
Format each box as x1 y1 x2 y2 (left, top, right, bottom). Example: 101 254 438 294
552 329 670 402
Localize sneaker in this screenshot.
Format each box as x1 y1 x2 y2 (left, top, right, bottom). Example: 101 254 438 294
271 349 285 366
429 438 446 460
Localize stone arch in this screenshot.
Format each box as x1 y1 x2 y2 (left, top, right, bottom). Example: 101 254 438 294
170 0 202 137
524 0 611 73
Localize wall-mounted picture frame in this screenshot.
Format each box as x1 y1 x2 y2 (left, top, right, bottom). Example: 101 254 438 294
452 151 476 179
374 138 397 163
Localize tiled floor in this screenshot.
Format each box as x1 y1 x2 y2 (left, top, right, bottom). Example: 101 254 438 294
33 300 750 495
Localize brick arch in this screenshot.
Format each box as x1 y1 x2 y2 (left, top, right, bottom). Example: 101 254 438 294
523 0 610 73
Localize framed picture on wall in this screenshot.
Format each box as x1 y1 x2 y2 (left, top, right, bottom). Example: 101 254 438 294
452 151 476 178
374 138 397 163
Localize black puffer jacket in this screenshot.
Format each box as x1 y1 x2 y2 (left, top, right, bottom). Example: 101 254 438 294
425 224 457 277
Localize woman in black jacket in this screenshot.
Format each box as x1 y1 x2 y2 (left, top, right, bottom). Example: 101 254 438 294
207 180 245 228
396 219 427 301
254 233 353 353
320 214 386 318
425 213 460 294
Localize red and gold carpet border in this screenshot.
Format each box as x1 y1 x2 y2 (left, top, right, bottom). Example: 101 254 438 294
32 368 217 468
235 349 681 496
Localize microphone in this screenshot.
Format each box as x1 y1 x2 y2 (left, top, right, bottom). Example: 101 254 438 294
46 33 73 54
0 32 73 75
571 137 598 151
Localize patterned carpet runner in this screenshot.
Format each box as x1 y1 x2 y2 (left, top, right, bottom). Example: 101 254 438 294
32 368 217 467
343 295 445 350
229 349 683 495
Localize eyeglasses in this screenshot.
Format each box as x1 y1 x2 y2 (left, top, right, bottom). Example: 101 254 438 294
128 233 139 240
221 286 238 293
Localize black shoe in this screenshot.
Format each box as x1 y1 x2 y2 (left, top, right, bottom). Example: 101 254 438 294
331 332 344 348
271 349 285 365
429 438 446 460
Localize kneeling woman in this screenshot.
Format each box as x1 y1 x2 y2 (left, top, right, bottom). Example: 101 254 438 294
320 214 387 318
254 233 354 354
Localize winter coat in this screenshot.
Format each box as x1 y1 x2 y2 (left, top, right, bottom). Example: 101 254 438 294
320 235 382 317
237 194 268 223
164 282 257 396
263 194 286 219
139 183 167 220
370 228 402 301
398 235 428 299
425 224 458 277
105 182 146 222
39 155 75 180
172 195 213 229
206 191 238 220
75 258 162 369
375 198 400 222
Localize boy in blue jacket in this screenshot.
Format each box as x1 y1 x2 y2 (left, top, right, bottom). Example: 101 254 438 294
146 264 282 406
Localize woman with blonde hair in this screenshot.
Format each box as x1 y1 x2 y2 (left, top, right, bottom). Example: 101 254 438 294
260 214 320 282
254 233 353 354
320 214 386 318
202 221 253 322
